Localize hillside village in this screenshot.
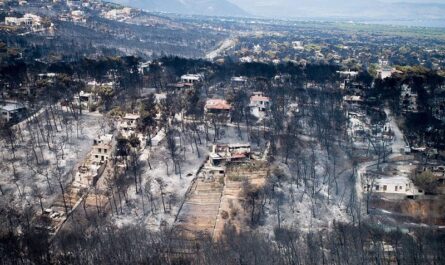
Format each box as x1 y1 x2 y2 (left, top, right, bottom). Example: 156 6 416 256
1 0 445 264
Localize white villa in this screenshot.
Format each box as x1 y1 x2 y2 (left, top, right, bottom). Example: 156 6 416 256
92 134 113 164
118 113 140 137
209 143 251 167
0 101 27 123
249 92 270 119
103 7 132 20
231 76 248 86
180 74 203 84
73 91 99 109
5 13 42 30
364 176 424 197
337 70 359 79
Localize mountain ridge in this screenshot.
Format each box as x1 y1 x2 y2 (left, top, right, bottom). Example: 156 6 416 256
228 0 445 20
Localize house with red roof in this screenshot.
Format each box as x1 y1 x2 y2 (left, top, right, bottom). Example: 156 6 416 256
249 92 271 119
204 99 232 120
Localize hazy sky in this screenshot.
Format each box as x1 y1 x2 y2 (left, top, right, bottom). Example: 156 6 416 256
229 0 445 6
229 0 445 3
227 0 445 19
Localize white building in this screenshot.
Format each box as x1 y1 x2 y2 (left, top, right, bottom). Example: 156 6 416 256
253 44 262 53
87 80 115 91
180 74 203 84
0 101 27 123
274 74 291 82
364 176 424 197
73 91 99 109
5 13 42 29
343 95 364 104
209 143 251 167
231 76 248 86
240 56 253 63
118 113 140 137
204 99 232 120
38 73 57 83
92 134 113 164
249 92 270 119
292 41 304 50
138 61 151 74
337 70 359 79
71 10 86 23
103 7 132 20
378 68 393 79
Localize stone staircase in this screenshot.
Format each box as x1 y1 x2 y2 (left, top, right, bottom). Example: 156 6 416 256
176 179 224 238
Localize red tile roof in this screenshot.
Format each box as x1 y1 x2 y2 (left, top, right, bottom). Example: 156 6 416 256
251 95 270 102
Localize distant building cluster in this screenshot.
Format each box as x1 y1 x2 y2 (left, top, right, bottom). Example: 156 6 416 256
4 13 44 30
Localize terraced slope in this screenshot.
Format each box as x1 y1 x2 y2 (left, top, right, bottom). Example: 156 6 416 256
214 161 268 239
175 160 269 239
175 177 224 238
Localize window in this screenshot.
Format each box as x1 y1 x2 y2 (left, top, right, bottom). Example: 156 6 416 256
98 148 102 153
395 186 398 191
95 155 98 158
104 149 107 154
383 185 387 191
375 185 379 191
418 190 423 193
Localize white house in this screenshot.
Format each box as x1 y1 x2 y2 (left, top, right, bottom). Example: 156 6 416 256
240 56 253 63
209 143 251 167
253 44 262 53
38 73 57 83
138 61 151 74
87 81 115 89
204 99 232 120
71 10 86 23
103 7 132 20
378 68 393 79
364 176 424 197
343 95 364 104
92 134 113 164
118 113 140 137
249 92 270 119
0 101 27 123
292 41 304 50
180 74 203 84
73 91 99 109
231 76 248 86
337 70 359 79
5 13 42 29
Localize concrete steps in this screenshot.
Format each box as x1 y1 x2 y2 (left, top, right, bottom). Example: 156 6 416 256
175 175 225 238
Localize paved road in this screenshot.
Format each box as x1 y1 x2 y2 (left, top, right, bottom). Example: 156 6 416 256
205 37 237 60
356 108 408 211
385 108 406 157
